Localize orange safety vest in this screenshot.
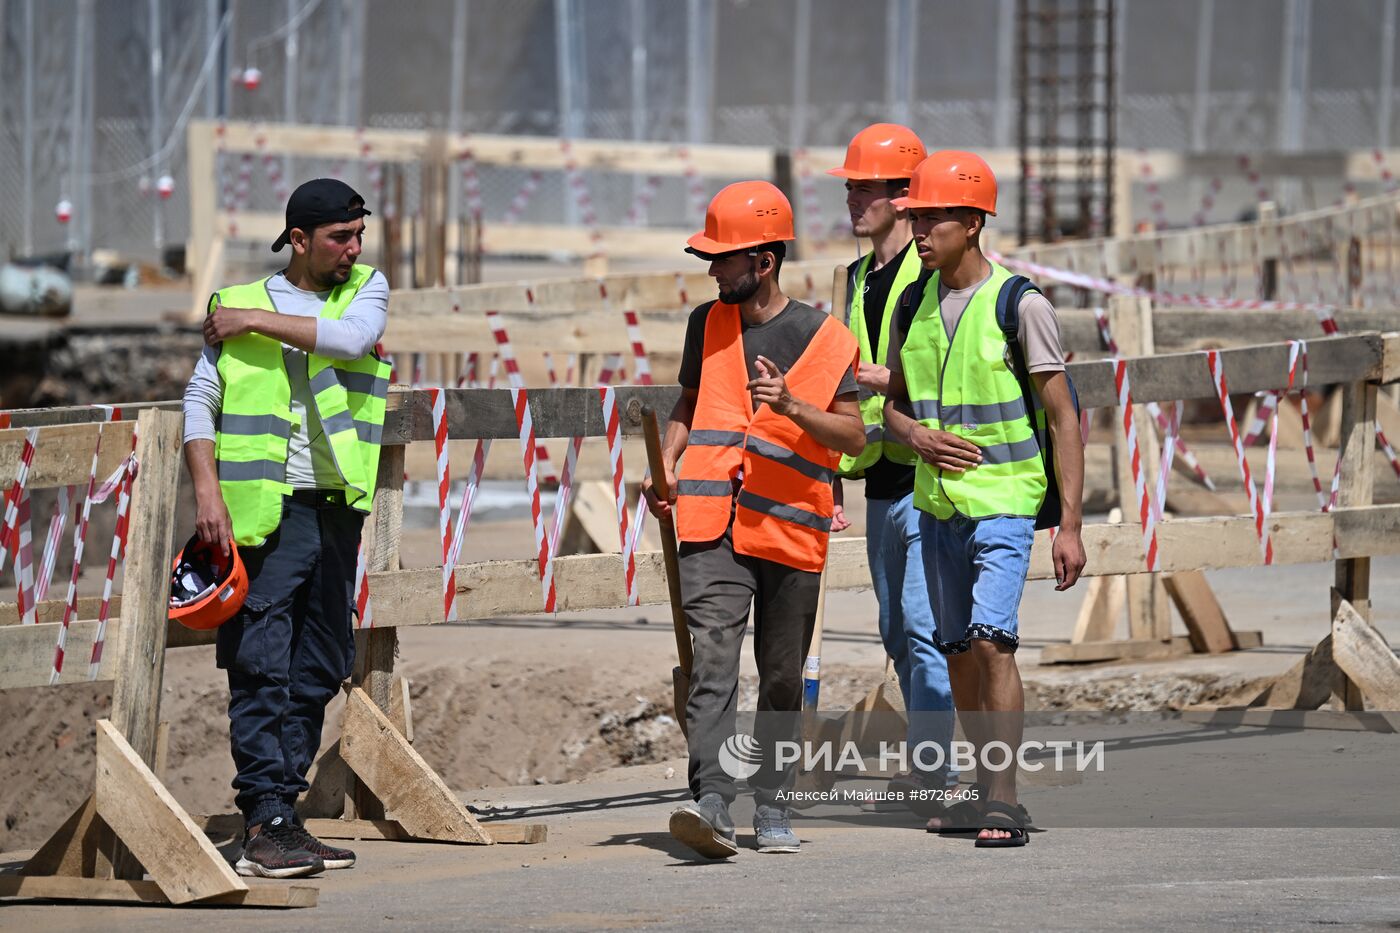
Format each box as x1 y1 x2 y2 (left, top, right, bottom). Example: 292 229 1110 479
676 302 858 572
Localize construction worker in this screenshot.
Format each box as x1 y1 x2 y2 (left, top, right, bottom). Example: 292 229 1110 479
884 152 1085 847
827 123 956 806
644 180 864 858
181 178 390 877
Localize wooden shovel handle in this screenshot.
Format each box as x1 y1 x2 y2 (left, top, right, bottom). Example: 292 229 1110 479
641 407 693 675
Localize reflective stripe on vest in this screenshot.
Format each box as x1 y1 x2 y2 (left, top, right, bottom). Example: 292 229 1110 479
212 265 391 547
899 261 1047 521
838 246 923 476
675 302 858 572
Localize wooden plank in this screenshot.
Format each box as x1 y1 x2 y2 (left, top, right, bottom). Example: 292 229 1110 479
1162 570 1237 653
339 688 493 844
299 740 350 821
104 409 183 882
388 260 835 315
1331 598 1400 709
1066 334 1383 410
0 401 177 430
23 795 115 879
1181 708 1398 733
1332 380 1377 710
389 676 414 744
94 720 247 904
1041 637 1191 664
359 505 1400 624
350 433 405 822
1247 634 1343 709
0 874 316 908
1042 633 1262 664
0 619 121 689
1109 296 1170 640
107 410 183 766
0 596 115 626
0 422 136 489
1070 507 1126 643
302 817 545 845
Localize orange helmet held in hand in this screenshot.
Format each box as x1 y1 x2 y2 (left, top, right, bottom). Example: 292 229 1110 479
685 181 794 257
827 123 926 181
169 534 248 630
891 150 998 215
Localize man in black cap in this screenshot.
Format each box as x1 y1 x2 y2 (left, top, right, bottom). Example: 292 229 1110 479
182 178 390 878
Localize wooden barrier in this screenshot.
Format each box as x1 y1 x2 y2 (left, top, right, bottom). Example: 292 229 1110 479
4 334 1398 698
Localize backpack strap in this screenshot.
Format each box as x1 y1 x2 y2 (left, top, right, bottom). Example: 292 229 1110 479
894 268 935 336
996 274 1046 439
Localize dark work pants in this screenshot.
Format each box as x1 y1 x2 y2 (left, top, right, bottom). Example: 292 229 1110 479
216 494 363 828
680 520 820 806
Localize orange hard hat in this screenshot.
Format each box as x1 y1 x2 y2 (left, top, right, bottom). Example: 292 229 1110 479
685 181 794 256
168 534 248 631
827 123 926 181
890 150 998 215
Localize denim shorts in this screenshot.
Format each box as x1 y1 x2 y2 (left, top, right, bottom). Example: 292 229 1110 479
918 511 1036 655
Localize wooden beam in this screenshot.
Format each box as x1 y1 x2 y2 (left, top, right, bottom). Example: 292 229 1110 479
0 422 137 490
339 688 493 845
107 410 183 767
0 619 121 689
302 817 545 845
1331 598 1400 709
1040 631 1263 664
0 874 316 908
1162 570 1238 653
94 720 247 904
24 795 115 879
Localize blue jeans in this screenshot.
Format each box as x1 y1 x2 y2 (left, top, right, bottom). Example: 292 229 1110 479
216 494 363 827
866 495 954 780
918 511 1036 655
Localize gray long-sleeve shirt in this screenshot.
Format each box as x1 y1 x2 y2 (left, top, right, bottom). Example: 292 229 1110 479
182 269 389 488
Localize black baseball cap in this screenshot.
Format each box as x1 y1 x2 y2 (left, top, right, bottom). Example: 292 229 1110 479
271 178 372 252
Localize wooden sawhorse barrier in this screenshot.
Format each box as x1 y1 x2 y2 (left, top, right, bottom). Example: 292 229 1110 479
0 407 542 911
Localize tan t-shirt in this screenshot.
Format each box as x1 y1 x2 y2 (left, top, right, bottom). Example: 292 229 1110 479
887 271 1065 375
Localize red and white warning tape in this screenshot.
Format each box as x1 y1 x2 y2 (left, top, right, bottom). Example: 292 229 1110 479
486 309 559 483
501 170 543 226
35 484 74 603
625 175 661 226
0 427 39 574
560 141 606 259
51 424 105 684
354 541 373 629
794 149 827 240
90 440 139 680
1206 350 1271 564
676 147 708 221
429 389 458 623
1090 307 1216 490
1113 360 1158 570
622 309 654 385
460 148 484 220
598 386 638 605
510 387 557 613
14 492 35 625
994 251 1340 336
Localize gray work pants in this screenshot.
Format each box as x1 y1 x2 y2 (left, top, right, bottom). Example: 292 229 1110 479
679 519 820 805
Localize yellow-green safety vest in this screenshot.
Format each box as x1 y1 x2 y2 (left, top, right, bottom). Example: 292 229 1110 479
837 245 923 476
899 261 1047 520
210 265 391 547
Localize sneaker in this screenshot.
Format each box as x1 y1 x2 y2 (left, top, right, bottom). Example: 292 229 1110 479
235 815 324 879
753 804 800 854
669 792 739 860
288 822 356 870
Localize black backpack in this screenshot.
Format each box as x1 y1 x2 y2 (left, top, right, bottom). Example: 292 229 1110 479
895 272 1078 531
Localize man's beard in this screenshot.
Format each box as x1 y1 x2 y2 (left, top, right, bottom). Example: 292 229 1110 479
718 274 760 304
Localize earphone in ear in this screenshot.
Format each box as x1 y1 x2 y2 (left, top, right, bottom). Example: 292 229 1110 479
761 258 770 268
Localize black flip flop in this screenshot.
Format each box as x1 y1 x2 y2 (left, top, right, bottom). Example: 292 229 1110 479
973 800 1029 848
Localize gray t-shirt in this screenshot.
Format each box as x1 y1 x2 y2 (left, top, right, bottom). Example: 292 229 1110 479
182 269 389 489
887 271 1065 376
677 299 859 406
